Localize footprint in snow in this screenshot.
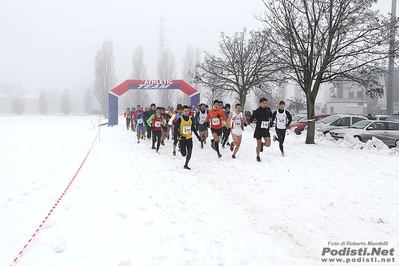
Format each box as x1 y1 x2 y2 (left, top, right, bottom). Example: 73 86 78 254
117 213 127 219
117 260 134 266
51 238 66 253
138 205 147 211
21 191 30 196
145 220 154 226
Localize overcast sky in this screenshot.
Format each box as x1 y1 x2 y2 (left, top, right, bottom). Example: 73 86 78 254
0 0 394 93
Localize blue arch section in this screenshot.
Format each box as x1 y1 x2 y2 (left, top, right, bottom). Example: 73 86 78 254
108 93 119 125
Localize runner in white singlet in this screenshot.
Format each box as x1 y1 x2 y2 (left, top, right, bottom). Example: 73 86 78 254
226 103 248 158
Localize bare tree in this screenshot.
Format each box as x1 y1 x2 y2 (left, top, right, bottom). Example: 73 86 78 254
253 85 286 111
157 48 176 107
174 92 188 106
195 28 284 110
181 45 202 104
38 91 48 114
12 96 25 115
201 85 228 106
84 89 93 114
182 45 202 82
0 80 19 97
60 89 72 115
94 40 116 115
125 46 149 107
258 0 396 144
287 97 306 114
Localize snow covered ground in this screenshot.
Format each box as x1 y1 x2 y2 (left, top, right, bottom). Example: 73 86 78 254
0 115 398 266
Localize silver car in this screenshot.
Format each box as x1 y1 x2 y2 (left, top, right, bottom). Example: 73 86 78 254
315 114 367 134
329 120 399 147
388 114 399 122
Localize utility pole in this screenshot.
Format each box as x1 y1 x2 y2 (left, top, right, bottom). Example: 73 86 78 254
387 0 397 115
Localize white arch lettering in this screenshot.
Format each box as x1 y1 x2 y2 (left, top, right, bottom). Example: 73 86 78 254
143 80 173 85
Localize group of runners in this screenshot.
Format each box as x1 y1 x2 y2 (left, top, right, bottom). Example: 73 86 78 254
121 97 292 169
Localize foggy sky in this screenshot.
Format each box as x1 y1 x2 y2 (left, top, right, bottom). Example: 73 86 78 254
0 0 394 94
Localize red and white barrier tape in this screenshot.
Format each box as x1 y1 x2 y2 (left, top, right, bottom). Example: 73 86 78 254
10 130 99 266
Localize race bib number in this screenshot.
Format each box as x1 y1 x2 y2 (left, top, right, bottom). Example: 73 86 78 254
137 118 143 124
199 117 205 124
234 120 241 127
183 126 191 135
278 118 285 123
154 121 161 127
261 121 269 129
212 118 220 126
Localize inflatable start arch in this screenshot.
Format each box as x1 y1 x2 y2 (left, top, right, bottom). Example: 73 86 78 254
109 79 200 125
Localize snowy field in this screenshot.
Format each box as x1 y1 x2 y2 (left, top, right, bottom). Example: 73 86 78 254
0 115 398 266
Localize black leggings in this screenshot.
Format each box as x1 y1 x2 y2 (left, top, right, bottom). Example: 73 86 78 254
173 133 179 145
152 130 162 150
180 138 193 166
221 127 230 145
275 128 286 153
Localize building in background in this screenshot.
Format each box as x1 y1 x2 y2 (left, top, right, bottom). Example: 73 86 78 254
326 67 399 115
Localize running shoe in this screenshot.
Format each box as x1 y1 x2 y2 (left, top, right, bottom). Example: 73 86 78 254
256 156 261 162
230 143 234 152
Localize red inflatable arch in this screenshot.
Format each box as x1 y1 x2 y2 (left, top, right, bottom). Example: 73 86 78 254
108 79 200 125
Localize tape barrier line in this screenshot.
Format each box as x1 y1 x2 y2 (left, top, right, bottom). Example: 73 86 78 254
10 130 100 266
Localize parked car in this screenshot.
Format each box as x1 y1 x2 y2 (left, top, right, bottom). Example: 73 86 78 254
387 114 399 122
329 120 399 147
315 114 367 135
374 115 389 121
291 114 307 122
289 114 331 135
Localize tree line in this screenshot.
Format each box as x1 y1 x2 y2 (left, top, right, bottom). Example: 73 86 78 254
95 0 398 144
5 0 397 145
